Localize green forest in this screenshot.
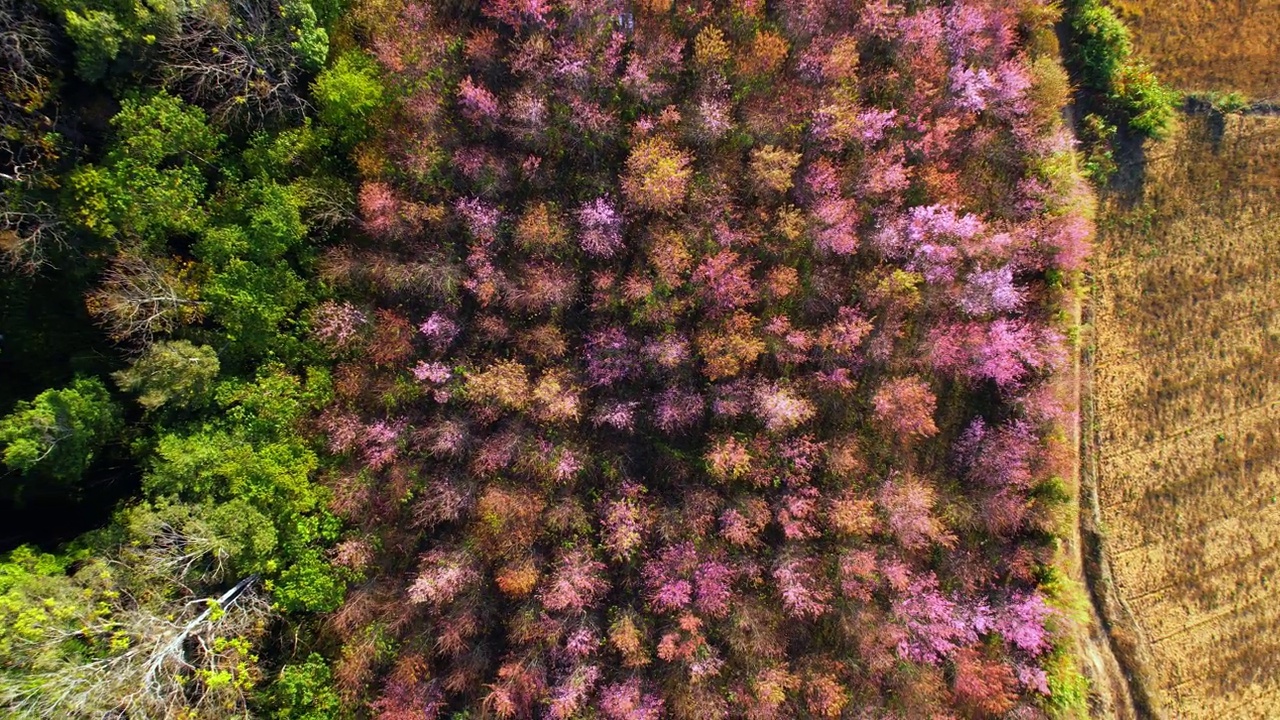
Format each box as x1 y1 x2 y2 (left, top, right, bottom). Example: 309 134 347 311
0 0 1174 717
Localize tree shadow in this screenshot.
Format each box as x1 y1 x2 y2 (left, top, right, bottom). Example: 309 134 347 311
1104 123 1151 211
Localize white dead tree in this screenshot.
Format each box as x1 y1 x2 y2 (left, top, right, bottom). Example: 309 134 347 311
160 0 308 128
0 576 268 719
0 0 56 186
0 191 63 272
0 514 275 719
130 520 233 584
85 253 204 347
0 0 62 273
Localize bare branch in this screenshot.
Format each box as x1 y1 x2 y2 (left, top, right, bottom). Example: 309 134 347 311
0 190 64 272
0 0 57 185
0 577 269 719
160 0 308 128
85 253 204 347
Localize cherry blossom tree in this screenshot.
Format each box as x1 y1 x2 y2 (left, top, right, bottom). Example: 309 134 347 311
873 376 940 439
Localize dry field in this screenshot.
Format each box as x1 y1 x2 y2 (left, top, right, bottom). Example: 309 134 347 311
1110 0 1280 97
1091 113 1280 718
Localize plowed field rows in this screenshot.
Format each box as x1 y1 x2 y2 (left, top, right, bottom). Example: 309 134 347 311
1093 113 1280 718
1111 0 1280 97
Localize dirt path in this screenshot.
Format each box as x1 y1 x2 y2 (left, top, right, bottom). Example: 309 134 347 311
1075 277 1167 719
1067 276 1151 720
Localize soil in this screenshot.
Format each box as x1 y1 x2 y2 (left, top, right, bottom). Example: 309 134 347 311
1071 280 1145 720
1086 112 1280 719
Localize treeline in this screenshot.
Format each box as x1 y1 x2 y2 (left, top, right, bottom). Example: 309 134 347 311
0 0 381 715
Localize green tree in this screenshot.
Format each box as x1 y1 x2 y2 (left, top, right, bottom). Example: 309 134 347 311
195 180 314 360
270 549 344 612
140 366 343 610
44 0 180 81
106 90 222 165
242 121 329 181
0 377 121 490
0 545 85 662
312 50 385 145
68 92 222 243
283 0 329 72
118 497 278 581
112 339 221 410
61 7 122 81
268 653 345 720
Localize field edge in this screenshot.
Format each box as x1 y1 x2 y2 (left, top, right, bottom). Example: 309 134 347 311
1076 269 1164 718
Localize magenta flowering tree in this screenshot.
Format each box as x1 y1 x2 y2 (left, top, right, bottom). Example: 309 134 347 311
996 591 1055 656
719 497 770 547
753 383 816 433
585 327 641 387
772 553 833 619
409 548 481 610
892 573 971 664
418 311 458 343
694 249 758 313
652 387 705 434
641 333 691 371
601 483 651 561
577 197 624 257
928 319 1062 390
358 182 407 238
599 677 664 720
542 548 610 614
311 301 368 351
956 417 1039 489
592 400 639 432
776 485 822 540
959 265 1025 316
643 542 699 613
879 474 954 551
818 306 872 360
458 76 502 126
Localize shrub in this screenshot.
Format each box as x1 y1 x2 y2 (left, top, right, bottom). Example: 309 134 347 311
1113 63 1180 139
1070 0 1132 89
1068 0 1178 139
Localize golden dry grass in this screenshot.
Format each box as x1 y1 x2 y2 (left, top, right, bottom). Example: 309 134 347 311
1110 0 1280 97
1093 114 1280 718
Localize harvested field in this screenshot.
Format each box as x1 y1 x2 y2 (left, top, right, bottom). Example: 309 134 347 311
1111 0 1280 96
1092 113 1280 718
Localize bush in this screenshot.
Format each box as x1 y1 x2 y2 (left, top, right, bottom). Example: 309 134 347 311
1114 63 1180 139
1080 113 1118 181
1070 0 1132 89
1068 0 1178 140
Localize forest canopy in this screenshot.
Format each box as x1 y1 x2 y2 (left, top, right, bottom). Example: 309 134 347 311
0 0 1100 717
